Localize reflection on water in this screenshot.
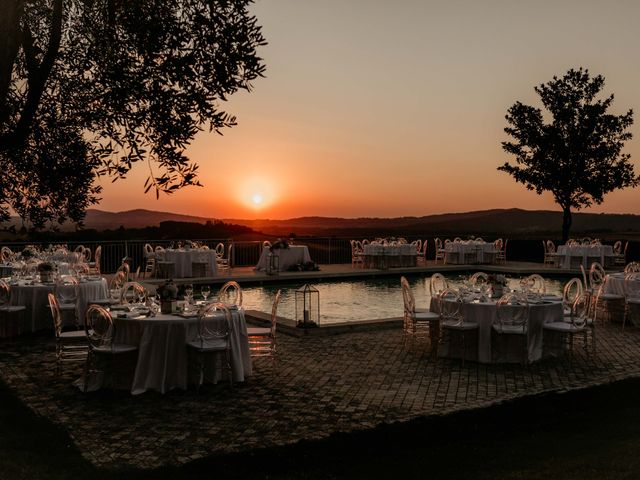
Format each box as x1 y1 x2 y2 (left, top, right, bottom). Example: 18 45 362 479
241 275 568 325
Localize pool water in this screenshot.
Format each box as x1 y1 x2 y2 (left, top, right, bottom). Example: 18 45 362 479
238 275 567 325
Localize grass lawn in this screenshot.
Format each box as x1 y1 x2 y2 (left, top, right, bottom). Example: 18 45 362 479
2 376 640 479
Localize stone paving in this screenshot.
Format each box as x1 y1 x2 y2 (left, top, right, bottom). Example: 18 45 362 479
1 322 640 471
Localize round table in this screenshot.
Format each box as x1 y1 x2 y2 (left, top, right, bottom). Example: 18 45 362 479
97 308 252 394
556 245 614 269
604 272 640 297
158 249 218 278
9 277 108 331
431 296 563 363
444 241 498 265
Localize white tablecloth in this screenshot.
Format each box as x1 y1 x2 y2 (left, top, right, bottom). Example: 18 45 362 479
9 278 108 331
362 244 417 268
255 246 312 272
444 242 497 265
110 309 251 394
604 273 640 298
556 245 614 269
159 249 218 278
431 297 563 363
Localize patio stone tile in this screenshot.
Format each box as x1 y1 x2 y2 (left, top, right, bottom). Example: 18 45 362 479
2 323 640 470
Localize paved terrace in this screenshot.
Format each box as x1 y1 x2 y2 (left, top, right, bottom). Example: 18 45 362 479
1 316 639 471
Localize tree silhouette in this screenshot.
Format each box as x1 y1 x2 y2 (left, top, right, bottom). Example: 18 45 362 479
0 1 265 229
499 68 638 242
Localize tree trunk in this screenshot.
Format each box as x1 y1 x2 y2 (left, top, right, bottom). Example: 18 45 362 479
562 207 572 243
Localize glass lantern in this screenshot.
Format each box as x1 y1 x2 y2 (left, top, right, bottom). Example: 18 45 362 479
295 284 320 328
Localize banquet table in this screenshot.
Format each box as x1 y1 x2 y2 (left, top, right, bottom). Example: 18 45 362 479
444 242 498 265
603 272 640 298
363 244 417 269
9 277 108 331
556 245 614 269
431 296 563 363
85 308 251 394
255 246 312 272
158 248 218 278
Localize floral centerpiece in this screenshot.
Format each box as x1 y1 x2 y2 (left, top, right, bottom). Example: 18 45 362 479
487 274 508 298
37 262 55 282
270 238 290 250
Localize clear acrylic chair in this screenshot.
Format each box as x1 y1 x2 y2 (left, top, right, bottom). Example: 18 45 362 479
492 293 529 364
83 305 138 392
0 280 26 338
186 302 232 392
439 288 478 366
48 293 87 375
401 276 440 355
218 280 243 306
247 289 281 367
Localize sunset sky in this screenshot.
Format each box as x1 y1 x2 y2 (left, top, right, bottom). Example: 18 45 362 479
99 0 640 220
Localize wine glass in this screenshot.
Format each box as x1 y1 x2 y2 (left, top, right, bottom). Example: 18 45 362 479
184 283 193 311
201 285 210 302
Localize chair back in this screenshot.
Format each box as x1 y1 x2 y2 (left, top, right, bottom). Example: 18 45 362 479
520 274 546 294
93 246 101 271
120 282 147 305
1 246 13 263
196 302 231 348
144 244 154 256
85 305 115 348
562 278 583 309
437 288 463 324
614 241 622 254
48 293 63 337
589 262 606 289
546 240 556 253
270 289 282 338
469 272 489 286
215 243 225 259
495 293 529 333
55 275 79 305
0 279 10 305
218 280 243 306
429 273 448 296
625 262 640 273
569 293 590 327
262 240 272 248
400 276 415 314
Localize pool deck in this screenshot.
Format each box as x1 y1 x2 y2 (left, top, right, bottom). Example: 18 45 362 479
2 284 640 471
140 260 599 289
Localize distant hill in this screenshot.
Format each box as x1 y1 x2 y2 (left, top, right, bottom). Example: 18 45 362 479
83 209 216 230
6 208 640 238
223 209 640 237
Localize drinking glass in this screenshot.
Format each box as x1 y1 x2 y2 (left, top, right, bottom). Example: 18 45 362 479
201 285 210 302
184 283 193 311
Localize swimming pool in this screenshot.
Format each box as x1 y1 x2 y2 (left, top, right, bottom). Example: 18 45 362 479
238 275 567 325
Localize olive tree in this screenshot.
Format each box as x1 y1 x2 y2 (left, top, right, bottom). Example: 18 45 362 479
0 0 266 229
499 68 638 242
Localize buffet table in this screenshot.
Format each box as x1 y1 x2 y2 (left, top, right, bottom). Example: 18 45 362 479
9 277 108 331
431 296 563 363
255 246 312 272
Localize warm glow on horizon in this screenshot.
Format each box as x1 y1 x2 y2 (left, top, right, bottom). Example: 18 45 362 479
97 0 640 220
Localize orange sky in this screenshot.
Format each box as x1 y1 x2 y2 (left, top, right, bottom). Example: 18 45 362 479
98 0 640 219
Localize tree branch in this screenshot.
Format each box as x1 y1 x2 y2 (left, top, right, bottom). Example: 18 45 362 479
11 0 63 147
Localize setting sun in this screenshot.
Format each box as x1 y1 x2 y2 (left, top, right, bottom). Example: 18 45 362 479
252 193 264 205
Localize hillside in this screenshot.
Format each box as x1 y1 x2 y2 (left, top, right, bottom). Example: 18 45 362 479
5 207 639 237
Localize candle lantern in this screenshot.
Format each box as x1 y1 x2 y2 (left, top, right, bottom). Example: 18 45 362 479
266 253 279 276
295 284 320 328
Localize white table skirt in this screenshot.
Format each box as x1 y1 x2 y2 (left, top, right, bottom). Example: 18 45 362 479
255 246 312 272
556 245 614 269
362 244 417 268
444 242 497 264
431 298 563 363
10 278 108 331
159 249 218 278
109 310 251 394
